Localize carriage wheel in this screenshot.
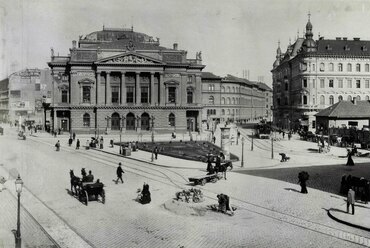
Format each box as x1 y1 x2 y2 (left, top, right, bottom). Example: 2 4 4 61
201 179 207 186
84 190 88 206
101 189 105 204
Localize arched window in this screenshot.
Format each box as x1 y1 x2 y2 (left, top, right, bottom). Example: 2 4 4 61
221 97 225 104
347 95 352 101
221 109 225 115
232 87 235 93
356 63 361 72
329 63 334 71
329 95 334 105
320 63 325 71
320 95 325 105
338 95 343 101
227 97 231 104
111 112 121 130
232 98 235 104
357 95 361 100
83 113 90 127
347 63 352 72
227 109 230 115
187 87 193 104
227 86 230 92
366 95 370 101
303 95 307 105
209 96 214 104
338 63 343 72
221 86 225 92
168 113 175 127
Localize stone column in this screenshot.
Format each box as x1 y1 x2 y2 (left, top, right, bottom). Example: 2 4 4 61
96 72 101 105
106 72 111 105
150 72 155 105
136 72 141 105
195 75 202 104
53 108 57 132
120 72 126 104
159 73 165 105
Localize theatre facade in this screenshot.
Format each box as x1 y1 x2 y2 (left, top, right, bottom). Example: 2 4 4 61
48 27 204 134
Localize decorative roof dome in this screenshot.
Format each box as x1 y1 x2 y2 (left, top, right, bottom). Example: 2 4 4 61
301 13 317 52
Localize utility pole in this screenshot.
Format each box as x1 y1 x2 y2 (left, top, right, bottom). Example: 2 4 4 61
271 137 274 159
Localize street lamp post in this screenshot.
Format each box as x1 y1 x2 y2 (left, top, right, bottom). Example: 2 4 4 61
271 137 274 159
150 115 155 143
120 116 125 154
241 137 245 167
15 174 23 246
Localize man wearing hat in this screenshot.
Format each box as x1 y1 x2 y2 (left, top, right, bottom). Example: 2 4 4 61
116 162 124 184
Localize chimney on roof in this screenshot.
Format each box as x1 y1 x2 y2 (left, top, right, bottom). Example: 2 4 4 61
354 37 360 41
336 37 341 40
343 37 347 41
173 43 178 50
72 40 76 49
353 98 357 105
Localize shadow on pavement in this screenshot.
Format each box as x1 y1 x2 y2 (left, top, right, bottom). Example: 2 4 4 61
283 188 301 193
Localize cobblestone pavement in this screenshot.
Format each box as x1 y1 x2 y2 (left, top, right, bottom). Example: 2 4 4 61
0 126 369 247
0 181 58 248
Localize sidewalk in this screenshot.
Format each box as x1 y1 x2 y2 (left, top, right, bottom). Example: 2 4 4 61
0 167 59 248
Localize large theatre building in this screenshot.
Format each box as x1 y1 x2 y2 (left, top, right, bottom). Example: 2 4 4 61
48 27 204 134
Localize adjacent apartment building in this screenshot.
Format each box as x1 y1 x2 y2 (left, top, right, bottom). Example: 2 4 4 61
201 72 272 124
272 16 370 131
8 69 52 126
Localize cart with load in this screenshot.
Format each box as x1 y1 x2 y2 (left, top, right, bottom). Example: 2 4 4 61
78 181 105 205
188 173 222 186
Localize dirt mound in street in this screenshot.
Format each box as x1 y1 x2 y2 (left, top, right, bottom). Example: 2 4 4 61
162 199 208 217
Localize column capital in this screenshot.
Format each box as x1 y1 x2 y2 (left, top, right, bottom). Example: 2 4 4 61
135 71 141 75
106 71 111 75
150 72 156 75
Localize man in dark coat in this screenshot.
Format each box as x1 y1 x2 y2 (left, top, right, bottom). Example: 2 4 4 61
154 146 158 160
116 163 124 184
76 139 80 150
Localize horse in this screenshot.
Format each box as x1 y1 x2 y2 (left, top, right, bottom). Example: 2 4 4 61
70 170 81 195
214 161 233 180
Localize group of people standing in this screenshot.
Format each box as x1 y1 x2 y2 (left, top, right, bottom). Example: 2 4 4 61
55 132 80 151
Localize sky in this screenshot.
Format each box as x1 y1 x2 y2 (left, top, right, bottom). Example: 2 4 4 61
1 0 370 85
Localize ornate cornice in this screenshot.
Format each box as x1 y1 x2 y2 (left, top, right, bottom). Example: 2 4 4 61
56 105 202 110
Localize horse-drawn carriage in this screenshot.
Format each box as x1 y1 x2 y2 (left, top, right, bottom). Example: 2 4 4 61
70 170 105 205
78 181 105 206
189 161 233 186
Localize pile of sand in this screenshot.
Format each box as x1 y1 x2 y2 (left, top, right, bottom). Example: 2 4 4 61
162 199 208 217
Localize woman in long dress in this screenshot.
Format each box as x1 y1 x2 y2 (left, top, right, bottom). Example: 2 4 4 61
346 149 355 166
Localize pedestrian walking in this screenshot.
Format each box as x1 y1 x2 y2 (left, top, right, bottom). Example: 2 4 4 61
347 187 355 215
154 146 159 160
73 132 76 141
76 139 80 149
298 171 309 194
55 140 60 151
282 131 285 139
212 136 216 144
346 149 355 166
100 136 104 149
116 163 124 184
68 137 73 147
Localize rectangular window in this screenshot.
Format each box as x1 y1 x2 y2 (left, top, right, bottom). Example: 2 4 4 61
61 90 68 103
366 64 370 72
347 79 352 88
329 79 334 88
35 84 40 91
356 80 361 88
168 87 176 103
303 79 307 88
320 79 325 88
312 79 315 88
338 79 343 88
366 80 370 88
10 90 21 98
126 86 134 103
111 86 119 103
141 86 149 103
356 64 361 72
82 86 90 103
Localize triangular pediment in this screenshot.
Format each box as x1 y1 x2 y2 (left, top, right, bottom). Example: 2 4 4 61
95 52 164 65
